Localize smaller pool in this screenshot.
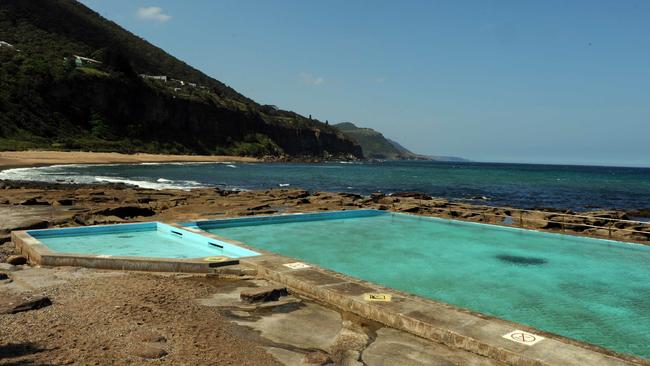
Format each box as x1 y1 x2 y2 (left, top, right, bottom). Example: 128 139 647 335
29 222 259 259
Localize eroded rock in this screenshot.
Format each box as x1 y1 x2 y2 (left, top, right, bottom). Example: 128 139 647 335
240 286 288 303
6 255 27 265
0 295 52 314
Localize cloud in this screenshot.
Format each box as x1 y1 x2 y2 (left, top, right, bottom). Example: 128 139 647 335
300 72 324 86
137 6 171 22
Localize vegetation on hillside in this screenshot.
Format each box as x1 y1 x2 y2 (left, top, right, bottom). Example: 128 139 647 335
0 0 361 158
334 122 416 160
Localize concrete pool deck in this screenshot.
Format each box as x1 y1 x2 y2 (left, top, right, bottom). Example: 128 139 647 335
9 220 650 366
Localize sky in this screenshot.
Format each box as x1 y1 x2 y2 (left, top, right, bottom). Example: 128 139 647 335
80 0 650 167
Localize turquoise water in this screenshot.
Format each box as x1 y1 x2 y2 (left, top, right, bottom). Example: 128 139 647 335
199 212 650 358
31 223 258 258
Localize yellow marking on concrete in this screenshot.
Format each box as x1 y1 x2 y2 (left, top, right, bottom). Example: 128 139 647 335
203 256 230 262
363 293 392 302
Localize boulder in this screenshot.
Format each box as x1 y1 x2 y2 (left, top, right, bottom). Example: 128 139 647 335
6 255 27 265
240 286 289 303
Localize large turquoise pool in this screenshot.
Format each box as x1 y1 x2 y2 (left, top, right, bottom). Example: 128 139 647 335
188 210 650 359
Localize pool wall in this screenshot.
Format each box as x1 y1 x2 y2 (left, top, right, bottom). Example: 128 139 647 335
182 209 385 230
12 221 258 273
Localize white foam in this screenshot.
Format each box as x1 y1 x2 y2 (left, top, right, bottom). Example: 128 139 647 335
94 176 204 190
278 183 290 187
1 163 208 190
226 164 237 168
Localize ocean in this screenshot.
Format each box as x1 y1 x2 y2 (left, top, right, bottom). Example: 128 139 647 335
1 161 649 211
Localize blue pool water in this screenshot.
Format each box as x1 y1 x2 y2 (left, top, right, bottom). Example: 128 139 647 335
29 222 258 259
191 210 650 359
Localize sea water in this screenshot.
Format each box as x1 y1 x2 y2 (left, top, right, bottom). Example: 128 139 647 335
2 161 649 210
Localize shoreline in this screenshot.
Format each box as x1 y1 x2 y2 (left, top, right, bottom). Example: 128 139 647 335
0 150 259 170
0 180 647 245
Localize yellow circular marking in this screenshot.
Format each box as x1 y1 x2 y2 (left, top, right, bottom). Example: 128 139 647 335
203 256 230 262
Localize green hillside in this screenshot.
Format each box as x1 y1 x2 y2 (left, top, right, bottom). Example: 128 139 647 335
0 0 361 158
334 122 417 160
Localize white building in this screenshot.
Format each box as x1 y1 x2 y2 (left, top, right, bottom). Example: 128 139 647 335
140 74 168 82
73 55 102 66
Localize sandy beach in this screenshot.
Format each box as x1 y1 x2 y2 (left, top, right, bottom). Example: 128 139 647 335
0 151 259 169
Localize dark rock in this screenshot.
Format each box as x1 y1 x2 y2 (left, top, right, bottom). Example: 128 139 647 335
370 192 385 202
0 273 9 281
286 190 310 199
248 204 271 211
8 219 49 232
55 198 75 206
244 210 278 216
240 286 289 303
338 193 363 200
6 255 27 265
398 205 420 213
19 197 49 206
94 206 156 219
390 191 432 200
0 295 52 314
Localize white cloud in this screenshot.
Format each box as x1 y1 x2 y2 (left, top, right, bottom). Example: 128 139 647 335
137 6 171 22
300 72 324 86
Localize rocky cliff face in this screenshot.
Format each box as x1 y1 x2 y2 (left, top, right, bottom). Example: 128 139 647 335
45 76 362 158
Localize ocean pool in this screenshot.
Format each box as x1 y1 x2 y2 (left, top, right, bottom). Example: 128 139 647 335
186 210 650 359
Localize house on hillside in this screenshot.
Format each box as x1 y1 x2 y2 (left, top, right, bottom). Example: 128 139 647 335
73 55 101 67
140 74 168 82
0 41 19 51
